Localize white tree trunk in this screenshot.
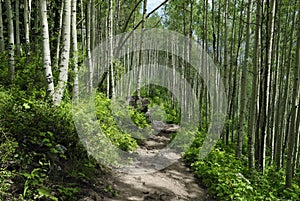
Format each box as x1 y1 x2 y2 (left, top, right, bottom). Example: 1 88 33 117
5 0 15 82
80 0 85 49
286 7 300 188
0 1 4 51
86 0 93 94
72 0 79 99
91 0 95 49
40 0 54 97
53 0 72 106
24 0 31 47
136 0 147 98
56 1 64 67
109 0 115 98
236 0 252 158
15 0 21 56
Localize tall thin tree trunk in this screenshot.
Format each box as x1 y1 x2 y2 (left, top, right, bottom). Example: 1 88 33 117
275 7 293 170
136 0 147 98
265 0 276 165
86 0 93 94
80 0 85 48
0 1 4 51
56 1 64 67
15 0 21 56
293 95 300 175
108 0 115 98
236 0 252 158
40 0 54 97
6 0 15 82
286 5 300 188
53 0 72 105
270 7 281 165
72 0 79 99
225 0 237 144
91 0 96 49
24 0 31 53
248 0 261 172
211 0 217 63
223 0 229 94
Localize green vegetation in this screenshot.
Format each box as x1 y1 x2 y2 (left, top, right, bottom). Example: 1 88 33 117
0 87 87 200
0 86 140 200
1 0 300 200
95 93 139 151
140 84 181 124
185 132 300 201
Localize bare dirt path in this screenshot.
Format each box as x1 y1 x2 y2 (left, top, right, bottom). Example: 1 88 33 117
104 121 213 201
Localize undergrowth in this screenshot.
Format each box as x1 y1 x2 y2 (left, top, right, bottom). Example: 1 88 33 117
0 87 136 200
185 132 300 201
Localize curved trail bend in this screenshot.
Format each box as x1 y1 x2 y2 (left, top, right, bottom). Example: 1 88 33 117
107 121 213 201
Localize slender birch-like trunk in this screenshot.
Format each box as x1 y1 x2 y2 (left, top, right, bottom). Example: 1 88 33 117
15 0 21 56
56 1 64 67
24 0 31 52
53 0 72 105
236 0 252 158
109 0 115 98
136 0 147 98
286 5 300 188
0 1 4 51
6 0 15 82
248 0 261 172
72 0 79 99
40 0 54 97
86 0 93 94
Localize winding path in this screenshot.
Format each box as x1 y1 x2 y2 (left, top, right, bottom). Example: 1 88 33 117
107 121 213 201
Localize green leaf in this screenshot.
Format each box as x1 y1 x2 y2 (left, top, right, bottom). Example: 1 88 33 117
23 103 30 109
37 188 58 201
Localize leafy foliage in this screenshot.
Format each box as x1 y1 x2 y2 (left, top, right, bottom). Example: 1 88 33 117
140 84 180 124
95 93 139 151
0 87 102 200
185 134 300 201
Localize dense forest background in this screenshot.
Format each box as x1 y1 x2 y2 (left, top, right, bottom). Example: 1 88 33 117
0 0 300 200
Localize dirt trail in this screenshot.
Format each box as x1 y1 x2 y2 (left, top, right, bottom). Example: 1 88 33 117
104 121 213 201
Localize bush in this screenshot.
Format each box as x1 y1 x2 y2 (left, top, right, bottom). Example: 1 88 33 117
185 136 300 201
189 148 253 200
0 88 96 200
0 133 18 200
95 93 138 151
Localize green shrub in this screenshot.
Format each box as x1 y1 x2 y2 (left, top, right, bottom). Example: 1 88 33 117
0 91 94 200
95 93 138 151
185 136 300 201
0 133 18 200
189 148 253 200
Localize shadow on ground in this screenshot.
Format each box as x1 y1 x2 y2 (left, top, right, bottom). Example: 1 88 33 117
78 121 214 201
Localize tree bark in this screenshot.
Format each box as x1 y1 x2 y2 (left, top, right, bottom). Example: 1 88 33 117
15 0 21 57
24 0 31 53
53 0 72 105
108 0 115 98
236 0 252 158
40 0 54 97
5 0 15 82
136 0 147 98
0 1 4 51
86 0 93 94
286 4 300 188
56 1 64 68
72 0 79 99
248 0 261 172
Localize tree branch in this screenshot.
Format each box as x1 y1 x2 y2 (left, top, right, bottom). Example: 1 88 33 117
116 0 169 56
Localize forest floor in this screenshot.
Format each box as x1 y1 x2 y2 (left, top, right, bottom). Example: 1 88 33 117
79 121 213 201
